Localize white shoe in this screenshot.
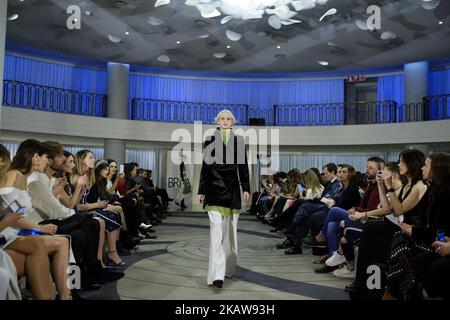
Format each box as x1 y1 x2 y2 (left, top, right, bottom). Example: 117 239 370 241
140 222 152 230
332 265 355 279
325 251 346 267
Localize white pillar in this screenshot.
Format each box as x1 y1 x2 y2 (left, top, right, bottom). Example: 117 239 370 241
104 62 129 162
404 61 429 121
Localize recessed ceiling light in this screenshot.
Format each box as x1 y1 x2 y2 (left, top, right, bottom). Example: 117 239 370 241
7 14 19 21
277 45 281 49
317 60 329 66
226 45 230 49
125 31 130 35
439 21 443 25
176 41 181 44
85 11 92 16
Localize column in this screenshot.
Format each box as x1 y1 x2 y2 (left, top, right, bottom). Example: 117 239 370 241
104 62 129 163
404 61 429 121
0 0 8 130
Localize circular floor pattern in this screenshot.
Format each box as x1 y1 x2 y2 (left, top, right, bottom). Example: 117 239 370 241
89 213 351 300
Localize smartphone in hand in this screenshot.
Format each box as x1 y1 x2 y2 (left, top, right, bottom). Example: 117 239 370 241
7 200 26 215
437 230 446 242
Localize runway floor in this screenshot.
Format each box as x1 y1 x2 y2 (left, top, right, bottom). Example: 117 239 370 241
83 212 352 300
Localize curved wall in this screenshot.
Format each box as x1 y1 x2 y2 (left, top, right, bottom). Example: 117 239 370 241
2 107 449 147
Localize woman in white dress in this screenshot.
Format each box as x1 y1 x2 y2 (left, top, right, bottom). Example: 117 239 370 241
0 142 71 299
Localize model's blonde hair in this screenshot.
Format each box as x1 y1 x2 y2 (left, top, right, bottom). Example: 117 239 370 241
214 109 236 125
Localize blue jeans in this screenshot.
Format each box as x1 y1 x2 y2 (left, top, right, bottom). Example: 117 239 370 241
287 202 325 234
320 207 349 254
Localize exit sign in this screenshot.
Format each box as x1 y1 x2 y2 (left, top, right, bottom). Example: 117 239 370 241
348 75 366 83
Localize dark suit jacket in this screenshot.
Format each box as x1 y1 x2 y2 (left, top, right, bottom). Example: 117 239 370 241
198 128 250 210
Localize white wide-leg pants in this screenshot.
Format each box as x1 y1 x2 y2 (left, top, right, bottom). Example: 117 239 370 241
207 211 239 285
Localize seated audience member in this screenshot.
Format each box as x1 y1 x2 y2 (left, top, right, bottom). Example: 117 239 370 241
413 237 450 300
89 160 139 265
281 163 343 254
21 142 123 288
346 149 428 300
326 162 400 277
72 151 125 265
264 169 300 220
306 157 384 267
106 159 146 240
0 142 71 299
273 169 324 232
303 164 361 261
383 153 450 300
117 163 161 229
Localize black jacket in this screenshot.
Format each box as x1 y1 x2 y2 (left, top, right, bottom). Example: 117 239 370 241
198 128 250 210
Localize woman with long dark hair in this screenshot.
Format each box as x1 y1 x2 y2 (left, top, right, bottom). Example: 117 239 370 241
1 140 72 299
346 149 428 300
384 152 450 299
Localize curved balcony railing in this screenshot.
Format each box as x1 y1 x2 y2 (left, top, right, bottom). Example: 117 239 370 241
3 80 449 126
131 98 250 125
423 93 450 121
2 80 107 117
273 101 397 126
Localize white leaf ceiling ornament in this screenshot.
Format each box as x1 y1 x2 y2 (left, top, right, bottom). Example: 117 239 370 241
281 18 302 25
181 0 335 29
225 29 242 41
154 0 170 8
319 8 337 22
221 16 233 24
380 31 397 40
147 16 164 26
107 34 122 43
268 15 282 29
196 4 221 18
213 52 226 59
157 55 170 63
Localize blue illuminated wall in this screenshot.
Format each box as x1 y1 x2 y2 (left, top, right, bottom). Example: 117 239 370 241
3 54 107 93
129 73 344 124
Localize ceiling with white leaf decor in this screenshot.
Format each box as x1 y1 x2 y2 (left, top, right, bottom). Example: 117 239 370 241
5 0 450 73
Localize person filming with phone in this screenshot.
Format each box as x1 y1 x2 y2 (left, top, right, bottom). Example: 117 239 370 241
381 152 450 300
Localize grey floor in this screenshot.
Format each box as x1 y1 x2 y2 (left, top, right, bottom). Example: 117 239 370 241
85 212 352 300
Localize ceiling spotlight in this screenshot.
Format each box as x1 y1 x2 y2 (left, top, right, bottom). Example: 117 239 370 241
73 18 78 22
7 14 19 21
277 45 281 49
226 45 230 49
439 21 443 25
317 60 329 66
176 41 181 44
85 11 92 16
125 31 130 35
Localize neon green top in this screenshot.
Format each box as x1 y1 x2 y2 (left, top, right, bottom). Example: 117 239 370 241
204 129 241 217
